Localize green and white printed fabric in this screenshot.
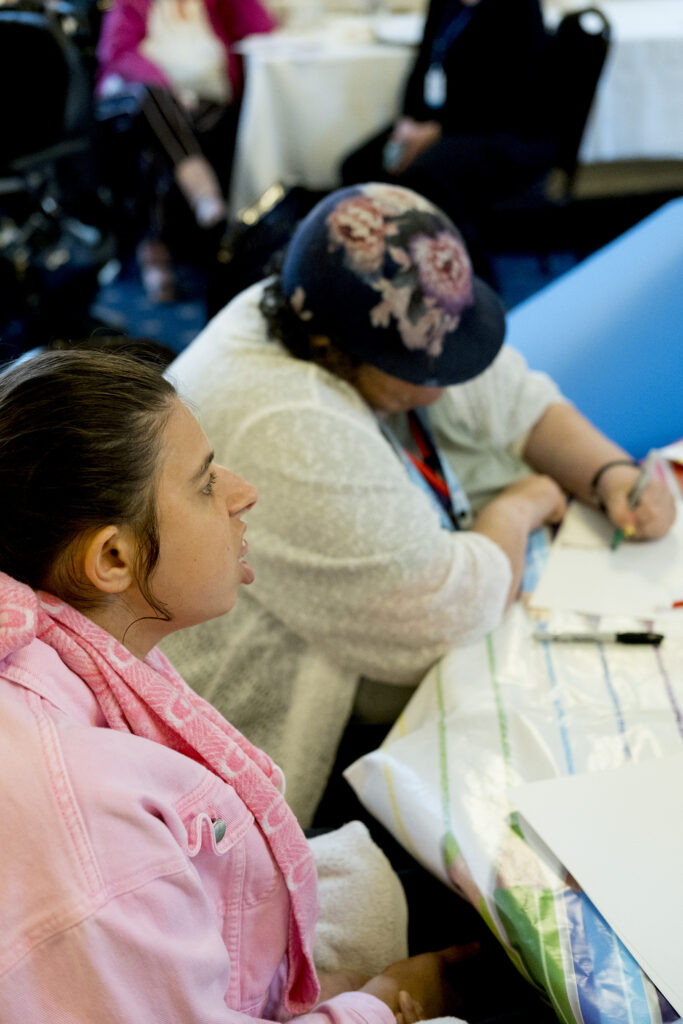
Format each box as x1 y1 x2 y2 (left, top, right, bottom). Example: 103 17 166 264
346 596 683 1024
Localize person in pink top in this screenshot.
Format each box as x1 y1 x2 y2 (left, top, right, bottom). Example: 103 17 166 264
96 0 275 301
0 345 472 1023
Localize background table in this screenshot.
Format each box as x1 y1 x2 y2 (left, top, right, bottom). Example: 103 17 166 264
230 3 683 213
563 1 683 163
230 23 413 211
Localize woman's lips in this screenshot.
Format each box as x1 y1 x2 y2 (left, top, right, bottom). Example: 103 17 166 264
240 559 255 584
239 538 254 583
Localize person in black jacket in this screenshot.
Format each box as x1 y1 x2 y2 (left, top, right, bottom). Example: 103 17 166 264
340 0 555 270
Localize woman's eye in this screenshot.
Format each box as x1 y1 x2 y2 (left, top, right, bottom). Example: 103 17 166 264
202 471 217 496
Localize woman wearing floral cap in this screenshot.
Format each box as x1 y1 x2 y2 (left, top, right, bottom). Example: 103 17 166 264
160 184 675 830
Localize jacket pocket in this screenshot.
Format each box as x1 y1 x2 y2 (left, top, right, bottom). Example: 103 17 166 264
175 773 280 903
177 774 253 857
176 774 287 1011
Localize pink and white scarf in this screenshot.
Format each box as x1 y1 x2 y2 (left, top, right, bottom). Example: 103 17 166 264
0 571 320 1013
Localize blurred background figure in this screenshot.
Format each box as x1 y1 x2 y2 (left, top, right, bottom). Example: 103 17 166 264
340 0 556 276
96 0 275 302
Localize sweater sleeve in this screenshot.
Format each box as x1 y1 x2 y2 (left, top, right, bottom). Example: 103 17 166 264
313 993 396 1024
426 344 565 511
225 400 511 685
442 344 564 449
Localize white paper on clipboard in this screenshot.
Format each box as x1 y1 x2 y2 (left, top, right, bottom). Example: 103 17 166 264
512 756 683 1016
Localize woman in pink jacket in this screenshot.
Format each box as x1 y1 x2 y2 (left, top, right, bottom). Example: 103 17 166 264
0 346 469 1023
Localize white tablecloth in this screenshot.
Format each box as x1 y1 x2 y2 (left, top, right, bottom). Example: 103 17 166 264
574 1 683 162
230 3 683 212
346 490 683 1023
230 24 413 211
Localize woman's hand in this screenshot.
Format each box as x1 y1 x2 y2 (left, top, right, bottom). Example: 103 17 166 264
489 474 568 534
522 404 677 542
472 475 567 607
396 988 426 1024
317 969 370 1003
597 462 677 540
385 117 442 175
359 943 479 1019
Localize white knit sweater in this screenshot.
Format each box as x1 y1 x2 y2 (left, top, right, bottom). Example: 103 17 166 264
161 280 563 825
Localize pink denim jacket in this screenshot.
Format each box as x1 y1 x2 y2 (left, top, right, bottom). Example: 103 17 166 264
0 636 393 1024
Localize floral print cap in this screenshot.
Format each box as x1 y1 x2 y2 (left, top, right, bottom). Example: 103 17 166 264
281 183 506 386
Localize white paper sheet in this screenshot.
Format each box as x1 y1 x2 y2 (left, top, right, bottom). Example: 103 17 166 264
658 439 683 466
512 756 683 1015
530 501 683 616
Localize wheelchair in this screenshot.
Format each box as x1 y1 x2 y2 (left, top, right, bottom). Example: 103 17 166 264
0 0 116 360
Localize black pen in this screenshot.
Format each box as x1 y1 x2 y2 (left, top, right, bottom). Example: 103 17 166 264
533 631 664 646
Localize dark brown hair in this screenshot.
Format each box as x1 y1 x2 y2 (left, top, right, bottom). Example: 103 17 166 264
0 346 177 615
259 275 360 383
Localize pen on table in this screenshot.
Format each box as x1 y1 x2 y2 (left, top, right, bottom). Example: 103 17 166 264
610 451 659 551
533 630 664 646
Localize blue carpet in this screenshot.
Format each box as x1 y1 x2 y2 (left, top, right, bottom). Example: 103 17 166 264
90 258 209 355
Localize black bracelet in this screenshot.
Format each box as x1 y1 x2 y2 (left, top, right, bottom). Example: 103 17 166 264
589 459 638 511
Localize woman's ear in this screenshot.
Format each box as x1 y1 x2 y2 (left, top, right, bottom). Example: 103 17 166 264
82 526 137 595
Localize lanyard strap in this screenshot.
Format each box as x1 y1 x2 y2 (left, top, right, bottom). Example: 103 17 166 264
406 410 471 530
429 2 476 66
407 410 451 503
378 411 472 531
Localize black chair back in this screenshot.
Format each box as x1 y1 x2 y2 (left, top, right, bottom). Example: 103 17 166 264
0 2 93 170
546 7 611 189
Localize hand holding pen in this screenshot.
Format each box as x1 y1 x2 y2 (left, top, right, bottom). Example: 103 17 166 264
600 451 677 549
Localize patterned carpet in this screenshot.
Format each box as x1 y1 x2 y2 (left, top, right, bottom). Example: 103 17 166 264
89 257 210 356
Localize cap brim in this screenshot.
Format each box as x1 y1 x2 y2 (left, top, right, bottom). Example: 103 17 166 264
365 274 507 387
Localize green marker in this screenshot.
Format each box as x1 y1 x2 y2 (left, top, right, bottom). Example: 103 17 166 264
610 525 634 549
610 452 658 551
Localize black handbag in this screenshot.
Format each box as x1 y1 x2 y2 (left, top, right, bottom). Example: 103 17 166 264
206 184 327 318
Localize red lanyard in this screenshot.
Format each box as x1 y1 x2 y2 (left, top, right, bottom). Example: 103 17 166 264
406 411 452 504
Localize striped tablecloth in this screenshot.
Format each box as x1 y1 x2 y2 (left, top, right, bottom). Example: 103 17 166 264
346 535 683 1023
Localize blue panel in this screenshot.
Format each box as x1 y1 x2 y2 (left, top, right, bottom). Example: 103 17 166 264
505 199 683 459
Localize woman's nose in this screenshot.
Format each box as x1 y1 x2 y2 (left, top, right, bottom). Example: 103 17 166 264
224 468 258 515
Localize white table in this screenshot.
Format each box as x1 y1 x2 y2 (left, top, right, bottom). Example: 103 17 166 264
556 1 683 163
347 594 683 1022
230 3 683 213
230 21 414 211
